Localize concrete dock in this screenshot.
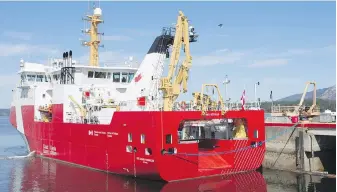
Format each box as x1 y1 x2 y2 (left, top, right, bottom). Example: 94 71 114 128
263 115 336 175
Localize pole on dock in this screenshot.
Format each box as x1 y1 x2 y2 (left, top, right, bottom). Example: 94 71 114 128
254 82 260 108
270 90 274 111
223 75 230 109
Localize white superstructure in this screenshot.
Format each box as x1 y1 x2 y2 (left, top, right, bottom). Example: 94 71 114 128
13 55 140 125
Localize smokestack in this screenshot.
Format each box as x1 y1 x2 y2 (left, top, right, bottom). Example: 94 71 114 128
62 52 66 68
69 50 73 66
65 52 68 67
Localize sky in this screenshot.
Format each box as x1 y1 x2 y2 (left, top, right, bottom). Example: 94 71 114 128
0 1 335 108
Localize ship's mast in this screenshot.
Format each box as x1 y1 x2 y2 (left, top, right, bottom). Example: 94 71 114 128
81 3 104 67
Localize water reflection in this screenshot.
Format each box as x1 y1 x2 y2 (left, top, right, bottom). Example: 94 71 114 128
9 157 267 192
263 168 336 192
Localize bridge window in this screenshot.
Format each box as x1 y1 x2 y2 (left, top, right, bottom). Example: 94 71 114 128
121 72 128 83
53 74 58 81
27 75 36 82
20 74 26 83
95 71 107 78
36 75 44 82
107 72 111 79
88 71 94 78
128 73 135 83
94 72 99 78
113 72 120 82
44 75 49 82
100 72 107 78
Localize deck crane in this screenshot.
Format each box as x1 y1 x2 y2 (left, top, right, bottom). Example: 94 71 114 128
159 11 198 111
294 81 320 119
273 81 320 120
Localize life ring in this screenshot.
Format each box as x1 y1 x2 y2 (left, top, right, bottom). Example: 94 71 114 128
181 101 187 110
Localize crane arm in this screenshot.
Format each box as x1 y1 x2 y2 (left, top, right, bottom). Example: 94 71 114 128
69 95 87 118
166 11 184 80
173 15 192 95
297 81 316 109
159 11 198 111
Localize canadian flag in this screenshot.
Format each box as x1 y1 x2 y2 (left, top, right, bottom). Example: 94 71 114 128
241 89 246 110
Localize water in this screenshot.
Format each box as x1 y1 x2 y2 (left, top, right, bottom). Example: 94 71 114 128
0 117 335 192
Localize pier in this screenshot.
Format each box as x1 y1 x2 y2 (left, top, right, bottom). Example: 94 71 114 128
224 97 336 176
264 115 336 176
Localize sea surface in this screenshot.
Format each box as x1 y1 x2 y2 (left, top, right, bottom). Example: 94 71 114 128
0 116 335 192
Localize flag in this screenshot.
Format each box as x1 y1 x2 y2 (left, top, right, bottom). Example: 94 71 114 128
241 89 246 110
270 91 273 100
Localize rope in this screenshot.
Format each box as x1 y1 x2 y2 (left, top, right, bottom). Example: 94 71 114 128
165 121 302 156
271 122 299 168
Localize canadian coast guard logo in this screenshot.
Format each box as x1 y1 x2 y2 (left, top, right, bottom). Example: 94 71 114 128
135 73 142 83
88 130 93 136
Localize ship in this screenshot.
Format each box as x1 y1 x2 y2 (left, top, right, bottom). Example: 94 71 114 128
9 4 266 182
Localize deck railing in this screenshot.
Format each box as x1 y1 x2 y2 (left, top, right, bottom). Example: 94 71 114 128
271 105 320 114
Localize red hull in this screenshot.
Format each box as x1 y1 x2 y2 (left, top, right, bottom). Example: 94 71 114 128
9 106 17 128
11 158 267 192
10 104 266 182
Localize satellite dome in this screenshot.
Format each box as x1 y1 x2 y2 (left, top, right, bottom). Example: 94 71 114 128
94 8 102 16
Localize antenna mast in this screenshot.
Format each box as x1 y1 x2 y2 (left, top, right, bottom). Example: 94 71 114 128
81 3 104 67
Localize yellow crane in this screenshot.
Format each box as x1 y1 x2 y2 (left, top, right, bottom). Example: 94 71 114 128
68 95 87 119
274 81 320 119
159 11 198 111
293 81 320 118
192 84 226 115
